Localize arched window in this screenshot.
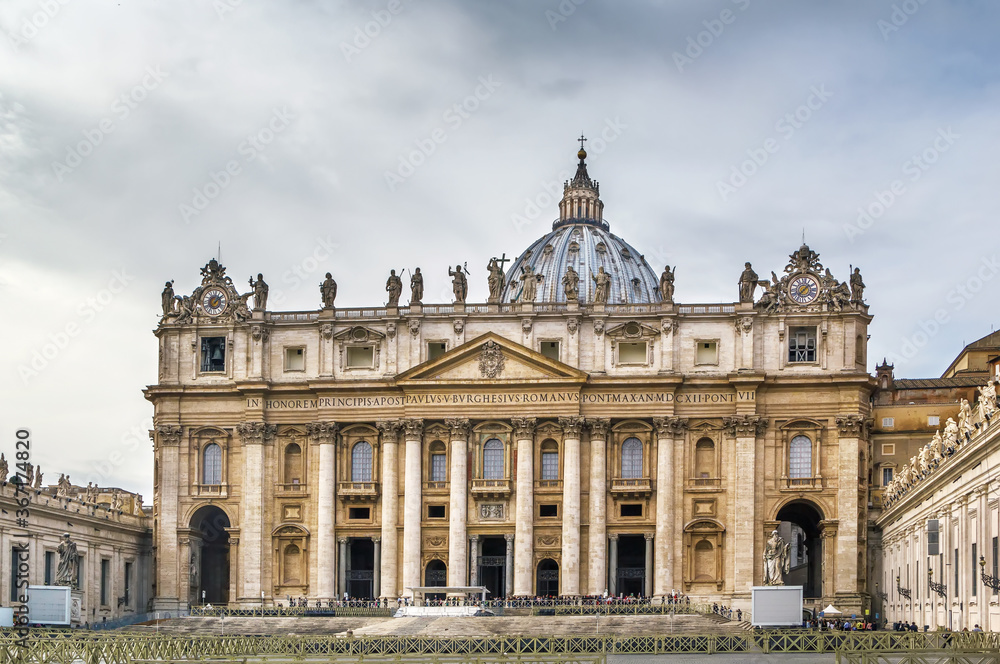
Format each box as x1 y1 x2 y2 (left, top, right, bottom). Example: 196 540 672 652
789 435 812 478
203 443 222 485
483 439 504 480
621 437 643 479
540 439 559 480
695 438 715 478
351 441 373 482
284 442 302 485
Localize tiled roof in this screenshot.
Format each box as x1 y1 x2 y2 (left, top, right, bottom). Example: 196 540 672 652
893 376 984 389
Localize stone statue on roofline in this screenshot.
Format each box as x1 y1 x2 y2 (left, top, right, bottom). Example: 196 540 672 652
562 265 580 302
449 264 468 303
409 268 423 304
738 262 757 303
487 258 505 303
660 265 675 304
385 270 403 307
591 266 611 304
320 273 338 309
249 273 269 311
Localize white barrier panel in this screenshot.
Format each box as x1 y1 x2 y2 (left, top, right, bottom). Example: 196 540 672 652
751 586 803 627
26 586 71 625
394 606 482 618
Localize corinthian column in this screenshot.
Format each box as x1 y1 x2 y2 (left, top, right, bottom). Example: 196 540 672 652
587 419 610 595
653 416 686 596
237 421 276 602
402 418 424 598
446 418 471 588
512 417 536 596
307 421 338 602
559 417 583 596
377 420 401 598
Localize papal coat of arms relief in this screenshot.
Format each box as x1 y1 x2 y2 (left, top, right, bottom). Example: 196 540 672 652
478 340 505 378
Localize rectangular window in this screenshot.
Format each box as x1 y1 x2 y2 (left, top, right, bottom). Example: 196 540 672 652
430 454 447 482
284 347 305 371
100 559 110 605
541 452 559 480
788 327 816 363
348 507 370 520
972 543 977 596
45 551 55 585
427 505 446 519
539 504 558 518
346 345 375 368
882 417 894 428
427 342 447 361
540 341 560 361
620 503 642 517
200 337 226 372
695 341 719 365
124 561 133 606
618 341 647 365
77 554 84 590
882 467 893 486
928 415 940 426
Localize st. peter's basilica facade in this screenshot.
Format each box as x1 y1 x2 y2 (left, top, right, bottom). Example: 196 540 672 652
146 146 874 615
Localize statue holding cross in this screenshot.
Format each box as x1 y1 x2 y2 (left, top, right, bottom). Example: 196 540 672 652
487 254 509 303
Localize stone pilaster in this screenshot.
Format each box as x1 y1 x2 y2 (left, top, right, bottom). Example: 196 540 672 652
469 535 480 586
152 425 182 610
307 421 338 601
237 421 276 603
338 537 348 597
373 537 382 598
504 534 514 597
402 418 424 598
644 534 654 597
446 418 471 588
512 417 536 596
559 416 583 596
377 419 401 598
834 415 869 598
724 415 767 594
609 533 619 596
587 418 610 595
653 416 686 596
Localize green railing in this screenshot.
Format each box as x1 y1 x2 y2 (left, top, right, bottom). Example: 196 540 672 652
1 630 997 664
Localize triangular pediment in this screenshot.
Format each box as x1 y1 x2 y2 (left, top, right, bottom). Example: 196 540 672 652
395 332 588 384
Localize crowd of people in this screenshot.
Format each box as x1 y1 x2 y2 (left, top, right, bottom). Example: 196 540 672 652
273 593 692 610
711 603 743 621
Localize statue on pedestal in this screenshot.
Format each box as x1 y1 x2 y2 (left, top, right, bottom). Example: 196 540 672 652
517 265 539 302
320 273 338 309
562 265 579 302
56 533 80 589
738 262 758 303
849 267 865 304
385 270 402 307
249 273 269 311
762 529 790 586
161 281 175 317
449 264 468 303
487 258 506 303
410 268 423 304
33 466 42 489
0 454 7 482
660 265 675 303
591 267 611 304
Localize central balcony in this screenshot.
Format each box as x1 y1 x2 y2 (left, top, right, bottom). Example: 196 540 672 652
610 477 652 498
337 481 380 502
470 478 512 499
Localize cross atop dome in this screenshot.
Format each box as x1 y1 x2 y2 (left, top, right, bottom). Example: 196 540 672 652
557 139 605 230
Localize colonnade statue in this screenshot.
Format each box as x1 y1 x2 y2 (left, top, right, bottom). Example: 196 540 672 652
56 533 81 589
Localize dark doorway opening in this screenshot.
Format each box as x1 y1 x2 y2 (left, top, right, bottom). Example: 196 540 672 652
190 506 231 604
347 538 375 599
775 500 824 598
478 536 507 599
537 559 559 596
425 559 447 601
617 534 646 597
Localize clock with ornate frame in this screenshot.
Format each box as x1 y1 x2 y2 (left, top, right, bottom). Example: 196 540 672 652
201 288 229 316
788 275 819 305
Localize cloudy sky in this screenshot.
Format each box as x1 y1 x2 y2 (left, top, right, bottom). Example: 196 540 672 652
1 0 997 497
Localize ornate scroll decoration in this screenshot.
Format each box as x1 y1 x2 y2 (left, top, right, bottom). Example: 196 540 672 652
376 420 402 444
250 325 269 342
237 421 277 444
652 417 688 437
536 534 560 548
586 418 611 439
511 417 537 439
593 319 605 336
660 319 674 335
402 418 424 439
385 321 396 340
735 317 753 335
723 415 768 437
445 418 471 439
152 425 183 447
567 318 579 335
408 319 421 337
306 422 338 445
425 535 447 549
558 417 584 437
478 340 505 379
521 318 533 334
320 323 334 339
836 414 872 439
454 319 465 335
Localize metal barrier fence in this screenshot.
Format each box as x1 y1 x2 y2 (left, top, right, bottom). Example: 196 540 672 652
190 605 395 618
544 603 707 616
836 650 1000 664
2 630 998 663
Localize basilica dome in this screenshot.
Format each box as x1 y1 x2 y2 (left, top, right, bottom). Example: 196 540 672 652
501 148 663 305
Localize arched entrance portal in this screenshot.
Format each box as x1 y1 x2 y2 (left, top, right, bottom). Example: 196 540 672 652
424 559 446 602
537 559 559 596
189 505 231 605
774 500 823 599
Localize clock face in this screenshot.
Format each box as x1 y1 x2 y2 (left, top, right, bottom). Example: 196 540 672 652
202 288 228 316
789 275 819 305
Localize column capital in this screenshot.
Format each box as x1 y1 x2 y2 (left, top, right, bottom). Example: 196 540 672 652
644 533 654 541
557 416 584 437
372 536 381 544
402 418 424 440
511 417 536 439
652 417 688 436
306 421 338 445
609 533 619 542
153 424 183 447
586 418 611 439
338 537 348 545
836 414 873 439
237 421 277 445
723 415 768 437
377 419 402 444
469 534 479 543
445 418 471 438
504 533 515 543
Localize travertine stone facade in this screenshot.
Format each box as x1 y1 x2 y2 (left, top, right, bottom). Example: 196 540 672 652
146 149 874 615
